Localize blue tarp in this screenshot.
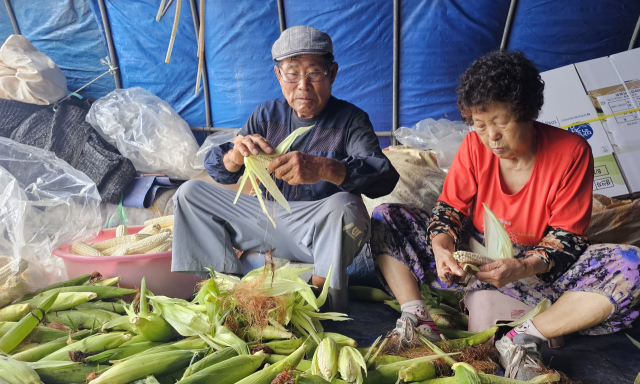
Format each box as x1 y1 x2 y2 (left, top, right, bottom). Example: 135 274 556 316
1 0 114 100
2 0 640 141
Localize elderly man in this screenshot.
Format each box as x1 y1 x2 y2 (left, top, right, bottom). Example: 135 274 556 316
172 26 399 309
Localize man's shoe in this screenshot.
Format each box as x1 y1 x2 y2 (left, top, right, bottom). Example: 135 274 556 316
495 334 545 380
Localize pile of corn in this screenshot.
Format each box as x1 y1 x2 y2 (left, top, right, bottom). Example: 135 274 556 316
0 262 563 384
70 216 174 257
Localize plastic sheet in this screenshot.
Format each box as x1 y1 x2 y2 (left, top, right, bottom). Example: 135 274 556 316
86 87 201 179
0 138 102 304
194 129 239 170
394 118 472 171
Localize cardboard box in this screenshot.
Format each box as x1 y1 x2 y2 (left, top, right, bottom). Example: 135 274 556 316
538 64 630 197
575 48 640 193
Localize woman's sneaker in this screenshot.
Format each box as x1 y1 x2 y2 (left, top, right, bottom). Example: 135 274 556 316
495 334 545 380
402 312 442 343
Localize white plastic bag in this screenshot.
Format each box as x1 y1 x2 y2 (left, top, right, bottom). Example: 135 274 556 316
0 34 68 105
194 129 239 170
0 138 101 304
86 87 201 179
393 118 472 171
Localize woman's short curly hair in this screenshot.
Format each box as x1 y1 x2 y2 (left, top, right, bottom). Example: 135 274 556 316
456 50 544 126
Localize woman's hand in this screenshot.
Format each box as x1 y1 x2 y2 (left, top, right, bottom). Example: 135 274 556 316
431 233 465 285
474 256 546 287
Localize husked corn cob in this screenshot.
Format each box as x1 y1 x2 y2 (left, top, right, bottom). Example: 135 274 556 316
144 215 174 228
116 225 128 237
110 244 130 257
160 226 173 234
0 355 41 384
138 223 161 235
145 240 172 254
92 233 151 252
452 251 494 266
71 242 103 256
119 232 172 255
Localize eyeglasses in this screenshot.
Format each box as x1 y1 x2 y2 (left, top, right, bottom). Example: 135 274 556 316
278 67 330 83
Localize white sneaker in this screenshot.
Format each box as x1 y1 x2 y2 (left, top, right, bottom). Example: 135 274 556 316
495 334 545 380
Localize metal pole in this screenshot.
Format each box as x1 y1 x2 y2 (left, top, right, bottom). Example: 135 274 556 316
630 14 640 50
97 0 122 88
189 0 213 130
500 0 519 50
392 0 399 146
277 0 286 33
3 0 20 35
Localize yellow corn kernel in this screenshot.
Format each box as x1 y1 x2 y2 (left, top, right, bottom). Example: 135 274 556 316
138 223 161 235
71 242 103 256
125 232 172 255
144 215 174 228
115 225 128 237
452 251 494 266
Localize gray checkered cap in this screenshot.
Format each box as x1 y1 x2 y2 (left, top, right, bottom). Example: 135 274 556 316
272 25 333 62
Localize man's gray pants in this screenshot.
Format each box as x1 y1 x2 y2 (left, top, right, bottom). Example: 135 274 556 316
172 180 371 289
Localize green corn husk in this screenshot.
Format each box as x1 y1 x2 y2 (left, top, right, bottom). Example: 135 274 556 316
75 301 126 314
32 362 106 384
114 337 208 362
348 286 393 302
25 292 98 313
8 343 38 354
263 338 304 354
398 362 436 382
16 273 93 302
503 300 551 328
415 363 561 384
264 354 312 371
131 315 177 342
0 355 41 384
92 276 122 286
293 374 332 384
311 337 339 380
89 349 206 384
176 353 266 384
371 356 406 368
437 326 477 340
41 331 132 361
12 330 93 362
0 292 59 353
181 347 238 379
233 125 313 227
338 346 367 384
0 303 31 322
239 325 294 341
45 309 128 331
120 334 150 346
364 354 457 384
16 286 135 304
235 344 306 384
437 326 498 350
83 341 164 363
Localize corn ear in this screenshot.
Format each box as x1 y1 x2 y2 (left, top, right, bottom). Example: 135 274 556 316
25 292 97 312
138 223 162 235
235 344 306 384
131 314 177 342
311 337 338 380
45 309 127 331
17 285 135 303
32 362 105 384
11 330 92 362
75 301 125 314
0 303 31 322
91 233 150 252
83 341 164 364
0 355 41 384
0 292 59 353
123 232 172 255
144 215 174 228
177 354 266 384
91 276 121 287
15 273 93 302
264 354 312 371
113 337 207 362
181 346 238 379
89 349 205 384
145 240 172 254
41 332 132 361
338 346 367 384
71 242 103 256
116 225 128 237
264 338 304 355
398 361 437 382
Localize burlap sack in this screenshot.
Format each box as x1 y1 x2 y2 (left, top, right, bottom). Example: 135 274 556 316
362 146 446 216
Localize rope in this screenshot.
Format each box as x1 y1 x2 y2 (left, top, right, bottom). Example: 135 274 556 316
54 57 118 109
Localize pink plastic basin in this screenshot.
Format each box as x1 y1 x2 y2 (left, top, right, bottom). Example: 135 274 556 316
53 226 201 299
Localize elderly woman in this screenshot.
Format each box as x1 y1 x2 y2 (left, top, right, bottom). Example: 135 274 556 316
370 50 640 380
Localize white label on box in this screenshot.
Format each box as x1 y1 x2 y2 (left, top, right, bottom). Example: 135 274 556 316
597 89 640 144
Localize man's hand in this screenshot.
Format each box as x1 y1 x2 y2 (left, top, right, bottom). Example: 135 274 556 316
223 134 275 172
431 233 465 285
474 257 544 287
266 151 346 185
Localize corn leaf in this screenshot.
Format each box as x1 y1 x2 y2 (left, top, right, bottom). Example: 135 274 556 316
504 298 551 327
627 334 640 351
482 203 513 260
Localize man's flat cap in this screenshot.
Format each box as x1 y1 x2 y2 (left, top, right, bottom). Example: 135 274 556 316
272 25 333 62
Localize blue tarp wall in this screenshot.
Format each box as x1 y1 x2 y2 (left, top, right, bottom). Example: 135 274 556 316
2 0 640 148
